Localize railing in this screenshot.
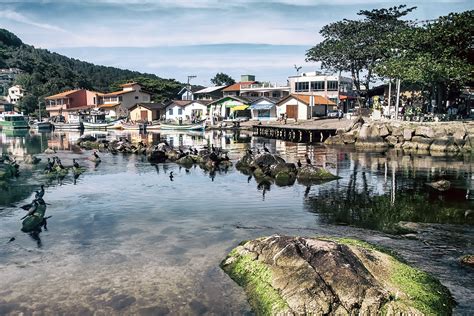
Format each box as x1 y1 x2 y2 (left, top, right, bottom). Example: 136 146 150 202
241 83 289 90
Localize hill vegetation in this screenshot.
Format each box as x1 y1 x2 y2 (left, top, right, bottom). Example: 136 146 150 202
0 29 183 114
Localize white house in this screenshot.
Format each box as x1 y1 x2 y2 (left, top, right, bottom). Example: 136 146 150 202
165 100 210 121
276 94 337 121
249 97 279 121
7 85 24 104
98 82 152 119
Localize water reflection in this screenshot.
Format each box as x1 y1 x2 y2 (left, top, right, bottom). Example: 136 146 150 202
0 129 473 314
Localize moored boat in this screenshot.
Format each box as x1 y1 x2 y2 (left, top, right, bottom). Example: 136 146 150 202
83 119 123 130
30 120 53 131
0 112 29 129
52 121 83 131
160 120 206 131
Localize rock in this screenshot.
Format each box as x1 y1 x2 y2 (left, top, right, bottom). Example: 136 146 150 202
221 236 453 315
379 125 390 137
415 126 435 138
269 163 297 177
385 135 399 147
176 155 195 167
342 133 356 144
403 128 414 141
236 154 255 170
251 153 285 169
296 165 339 183
453 129 466 146
166 150 180 161
79 135 97 142
80 140 100 150
411 136 433 151
274 171 296 186
324 134 345 145
147 150 167 163
355 137 388 150
430 138 450 152
460 255 474 268
391 126 403 137
402 141 417 150
44 148 56 154
23 154 41 164
358 124 370 140
369 125 380 138
426 179 451 191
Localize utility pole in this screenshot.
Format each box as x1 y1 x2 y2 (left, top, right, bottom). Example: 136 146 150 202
294 65 302 121
395 78 401 120
186 75 196 101
387 79 392 118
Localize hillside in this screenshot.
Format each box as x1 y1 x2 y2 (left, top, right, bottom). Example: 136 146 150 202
0 29 183 113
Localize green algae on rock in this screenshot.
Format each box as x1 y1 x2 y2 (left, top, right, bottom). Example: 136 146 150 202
221 236 454 315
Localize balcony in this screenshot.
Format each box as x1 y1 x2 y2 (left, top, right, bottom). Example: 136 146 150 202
240 83 290 91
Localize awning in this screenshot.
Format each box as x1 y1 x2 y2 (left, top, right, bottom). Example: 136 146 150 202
231 105 249 111
250 103 274 110
224 103 242 108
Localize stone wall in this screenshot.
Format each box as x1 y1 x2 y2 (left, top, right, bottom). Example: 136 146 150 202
325 120 474 154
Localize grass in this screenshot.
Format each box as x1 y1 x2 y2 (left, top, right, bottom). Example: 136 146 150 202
221 246 290 315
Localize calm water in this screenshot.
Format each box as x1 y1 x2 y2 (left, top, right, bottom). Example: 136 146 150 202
0 129 473 315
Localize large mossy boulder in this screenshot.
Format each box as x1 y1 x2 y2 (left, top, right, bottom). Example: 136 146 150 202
236 154 255 170
221 236 454 315
296 165 339 183
251 153 286 169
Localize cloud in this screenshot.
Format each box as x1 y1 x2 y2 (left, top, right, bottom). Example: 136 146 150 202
0 10 66 32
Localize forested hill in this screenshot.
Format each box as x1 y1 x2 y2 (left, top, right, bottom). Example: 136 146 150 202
0 29 183 113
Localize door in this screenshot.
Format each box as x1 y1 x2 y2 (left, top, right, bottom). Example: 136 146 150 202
141 110 148 121
287 104 297 119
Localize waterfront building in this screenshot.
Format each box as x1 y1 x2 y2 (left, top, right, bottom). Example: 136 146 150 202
240 82 290 99
7 85 24 104
208 96 258 120
276 94 336 121
129 103 167 122
164 100 211 121
287 72 355 111
193 85 228 101
222 75 257 97
98 82 152 119
45 89 99 121
249 97 279 121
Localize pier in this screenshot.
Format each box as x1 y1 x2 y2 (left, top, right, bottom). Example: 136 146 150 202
253 125 337 143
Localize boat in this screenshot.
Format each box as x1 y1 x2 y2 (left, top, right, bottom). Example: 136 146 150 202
121 122 147 131
160 120 206 131
83 119 123 130
52 121 83 131
0 112 29 129
30 120 52 131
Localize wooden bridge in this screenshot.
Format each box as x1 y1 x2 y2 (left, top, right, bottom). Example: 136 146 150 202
253 125 337 143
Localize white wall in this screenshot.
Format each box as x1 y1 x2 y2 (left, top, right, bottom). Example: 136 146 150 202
165 102 208 121
277 98 310 120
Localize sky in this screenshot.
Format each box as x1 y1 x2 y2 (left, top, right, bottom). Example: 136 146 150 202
0 0 472 86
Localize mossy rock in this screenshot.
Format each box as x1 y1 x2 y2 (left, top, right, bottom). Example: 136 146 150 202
460 255 474 268
79 140 100 150
274 171 296 186
222 236 454 315
176 155 195 167
296 165 339 184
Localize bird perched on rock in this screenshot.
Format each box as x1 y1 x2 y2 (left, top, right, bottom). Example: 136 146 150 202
305 154 312 165
90 151 101 163
263 143 270 153
297 159 302 168
73 159 80 169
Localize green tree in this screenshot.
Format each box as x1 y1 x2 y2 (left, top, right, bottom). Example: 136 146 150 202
306 5 416 96
210 72 235 86
375 10 474 108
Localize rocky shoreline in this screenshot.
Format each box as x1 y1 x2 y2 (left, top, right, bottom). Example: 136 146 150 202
221 235 454 315
325 119 474 154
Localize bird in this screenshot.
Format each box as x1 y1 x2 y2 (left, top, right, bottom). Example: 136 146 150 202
193 148 198 155
247 175 252 183
185 169 190 173
90 151 101 163
7 237 15 243
297 159 302 168
223 154 230 161
35 185 45 199
247 149 253 156
73 158 80 169
169 171 174 181
21 200 39 220
305 154 312 165
263 143 270 153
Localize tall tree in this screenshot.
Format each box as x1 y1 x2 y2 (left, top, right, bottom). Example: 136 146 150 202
375 10 474 108
306 5 416 96
211 73 235 86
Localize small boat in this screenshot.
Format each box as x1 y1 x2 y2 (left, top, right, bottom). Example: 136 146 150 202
83 119 123 130
52 121 83 131
30 120 52 131
160 120 206 131
0 112 29 129
121 122 147 131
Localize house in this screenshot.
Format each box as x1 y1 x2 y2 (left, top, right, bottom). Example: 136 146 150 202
222 75 257 97
7 85 24 104
249 97 280 121
240 82 290 99
177 85 205 101
193 85 227 101
45 89 99 121
98 82 152 119
287 72 355 110
0 97 14 113
276 94 337 121
129 103 167 122
208 96 258 120
165 100 211 121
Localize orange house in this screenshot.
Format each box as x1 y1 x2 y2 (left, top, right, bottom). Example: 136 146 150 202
45 89 100 121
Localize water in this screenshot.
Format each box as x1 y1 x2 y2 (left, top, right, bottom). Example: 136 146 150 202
0 129 473 315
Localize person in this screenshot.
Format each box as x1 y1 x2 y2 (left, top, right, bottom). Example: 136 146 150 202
338 109 343 120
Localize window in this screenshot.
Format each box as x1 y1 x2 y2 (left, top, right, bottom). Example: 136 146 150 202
258 110 271 118
310 81 324 91
135 96 139 100
272 92 280 98
168 108 173 115
118 96 123 101
178 108 183 115
295 82 309 92
327 81 338 91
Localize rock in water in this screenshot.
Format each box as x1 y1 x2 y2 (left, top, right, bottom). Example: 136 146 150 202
296 165 339 183
221 235 453 315
44 148 56 154
426 179 451 191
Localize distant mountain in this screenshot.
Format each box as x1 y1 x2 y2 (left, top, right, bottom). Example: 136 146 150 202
0 29 183 113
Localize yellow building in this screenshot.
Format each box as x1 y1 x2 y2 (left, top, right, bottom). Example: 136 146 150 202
129 103 167 122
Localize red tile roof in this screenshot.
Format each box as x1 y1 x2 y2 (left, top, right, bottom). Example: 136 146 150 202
45 90 79 99
222 81 257 92
277 94 336 106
